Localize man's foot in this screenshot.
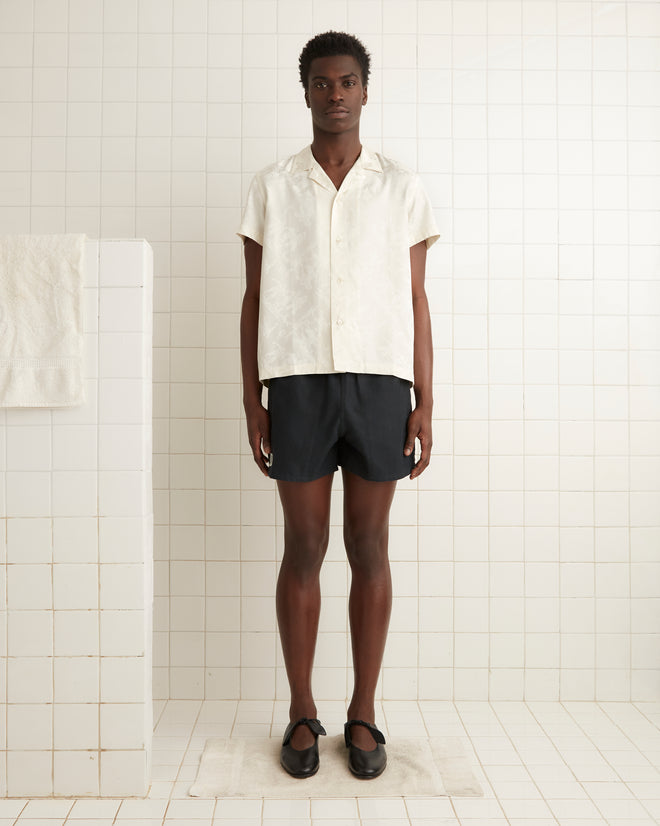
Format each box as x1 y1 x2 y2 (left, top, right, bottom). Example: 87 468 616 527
280 717 327 778
344 719 387 779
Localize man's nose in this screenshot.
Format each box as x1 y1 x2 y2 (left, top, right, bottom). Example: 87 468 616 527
328 84 343 101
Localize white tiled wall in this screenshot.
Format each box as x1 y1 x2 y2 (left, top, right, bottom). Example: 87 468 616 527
0 239 153 797
0 0 658 712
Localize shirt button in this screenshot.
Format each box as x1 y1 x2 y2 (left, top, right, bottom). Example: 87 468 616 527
336 277 343 284
336 237 342 244
336 318 343 326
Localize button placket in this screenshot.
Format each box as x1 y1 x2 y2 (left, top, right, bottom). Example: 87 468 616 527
330 190 347 367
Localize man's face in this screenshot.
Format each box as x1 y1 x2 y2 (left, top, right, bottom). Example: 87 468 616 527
304 54 368 135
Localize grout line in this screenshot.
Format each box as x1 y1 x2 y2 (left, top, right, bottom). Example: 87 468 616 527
562 700 660 823
450 700 505 823
489 701 565 825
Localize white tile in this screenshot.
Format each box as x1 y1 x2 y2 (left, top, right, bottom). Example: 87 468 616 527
53 656 99 703
100 750 148 797
7 657 52 703
54 610 99 656
100 332 145 379
262 800 311 819
52 471 97 517
53 563 98 609
309 799 358 819
405 798 455 818
99 470 147 517
7 704 52 750
99 516 145 563
101 656 145 703
100 563 144 609
164 798 215 818
6 426 51 470
53 703 99 749
8 610 53 657
6 518 51 563
101 610 145 656
115 798 168 819
52 425 98 470
7 563 52 609
357 799 409 819
101 703 147 750
6 472 50 517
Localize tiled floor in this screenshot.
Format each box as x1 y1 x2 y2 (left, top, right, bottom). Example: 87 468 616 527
0 700 658 825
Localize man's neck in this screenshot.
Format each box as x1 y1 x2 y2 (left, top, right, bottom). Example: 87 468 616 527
310 131 362 169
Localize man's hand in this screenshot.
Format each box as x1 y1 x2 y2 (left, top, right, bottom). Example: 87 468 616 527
404 405 432 480
245 403 271 476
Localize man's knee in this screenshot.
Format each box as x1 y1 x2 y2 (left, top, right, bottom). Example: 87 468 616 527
282 523 329 577
344 524 389 574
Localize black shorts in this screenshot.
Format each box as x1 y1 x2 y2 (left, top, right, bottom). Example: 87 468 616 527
267 373 414 483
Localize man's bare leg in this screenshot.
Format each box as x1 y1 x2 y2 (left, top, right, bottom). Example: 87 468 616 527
276 473 333 750
342 468 397 751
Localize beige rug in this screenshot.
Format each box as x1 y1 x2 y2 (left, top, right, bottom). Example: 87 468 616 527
188 735 484 798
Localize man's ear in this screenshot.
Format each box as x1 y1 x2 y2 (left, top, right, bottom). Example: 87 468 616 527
304 88 310 108
362 86 368 106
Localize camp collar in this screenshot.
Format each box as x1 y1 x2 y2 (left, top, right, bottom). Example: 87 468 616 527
291 144 383 191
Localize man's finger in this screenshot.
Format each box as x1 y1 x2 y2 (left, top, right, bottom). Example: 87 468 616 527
403 423 418 456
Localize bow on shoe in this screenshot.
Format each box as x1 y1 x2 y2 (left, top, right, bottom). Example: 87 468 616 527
282 717 327 747
344 719 386 748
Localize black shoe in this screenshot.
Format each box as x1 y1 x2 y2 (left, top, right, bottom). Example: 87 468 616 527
280 717 327 778
344 719 387 779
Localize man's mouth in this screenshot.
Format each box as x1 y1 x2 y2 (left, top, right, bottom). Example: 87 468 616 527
325 108 349 117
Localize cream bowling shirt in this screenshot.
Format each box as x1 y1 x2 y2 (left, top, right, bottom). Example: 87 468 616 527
238 144 440 385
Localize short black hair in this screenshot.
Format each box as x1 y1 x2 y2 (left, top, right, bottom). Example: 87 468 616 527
299 31 371 90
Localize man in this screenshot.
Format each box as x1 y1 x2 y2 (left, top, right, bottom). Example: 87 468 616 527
238 31 439 779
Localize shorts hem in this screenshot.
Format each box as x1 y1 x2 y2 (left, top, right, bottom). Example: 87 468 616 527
268 464 338 483
340 460 414 483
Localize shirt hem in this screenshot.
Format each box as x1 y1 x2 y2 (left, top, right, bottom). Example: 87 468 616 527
260 364 414 386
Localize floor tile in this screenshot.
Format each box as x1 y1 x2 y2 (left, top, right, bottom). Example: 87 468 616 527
4 699 660 826
116 799 169 818
404 798 455 818
19 800 74 817
0 802 28 817
357 797 409 818
309 798 359 818
262 799 311 819
68 800 122 818
165 798 215 818
311 820 360 826
214 799 263 819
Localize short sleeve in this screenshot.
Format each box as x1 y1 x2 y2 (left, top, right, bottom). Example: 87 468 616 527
408 174 440 249
237 174 265 245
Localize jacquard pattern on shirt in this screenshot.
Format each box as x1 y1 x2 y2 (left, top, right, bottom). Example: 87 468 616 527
238 145 440 384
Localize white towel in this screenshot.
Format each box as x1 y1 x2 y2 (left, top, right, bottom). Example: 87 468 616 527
0 234 85 407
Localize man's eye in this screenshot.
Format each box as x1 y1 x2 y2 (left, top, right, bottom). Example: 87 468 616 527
345 81 355 86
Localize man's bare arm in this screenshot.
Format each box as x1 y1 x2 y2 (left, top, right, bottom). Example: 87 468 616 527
240 237 270 475
404 239 433 479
